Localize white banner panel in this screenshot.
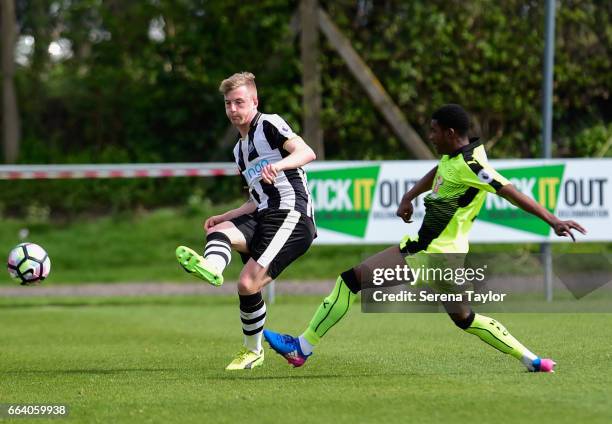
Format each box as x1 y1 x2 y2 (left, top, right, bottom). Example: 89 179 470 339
306 159 612 244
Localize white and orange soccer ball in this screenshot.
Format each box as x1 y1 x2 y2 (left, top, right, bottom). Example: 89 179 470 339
7 243 51 285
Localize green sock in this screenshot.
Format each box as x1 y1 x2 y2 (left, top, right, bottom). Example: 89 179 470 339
465 313 537 367
300 276 357 349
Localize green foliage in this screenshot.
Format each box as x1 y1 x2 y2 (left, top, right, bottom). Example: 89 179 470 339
14 0 300 163
568 122 612 157
6 0 611 212
14 0 611 161
322 0 611 158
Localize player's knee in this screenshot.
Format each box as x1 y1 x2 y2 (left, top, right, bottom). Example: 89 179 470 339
449 309 475 330
238 274 259 294
340 268 361 294
237 276 253 293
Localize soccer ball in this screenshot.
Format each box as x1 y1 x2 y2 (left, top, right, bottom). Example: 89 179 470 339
7 243 51 285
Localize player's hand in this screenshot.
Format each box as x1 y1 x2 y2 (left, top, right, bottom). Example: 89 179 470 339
551 219 587 242
261 164 279 184
396 200 414 223
204 215 224 231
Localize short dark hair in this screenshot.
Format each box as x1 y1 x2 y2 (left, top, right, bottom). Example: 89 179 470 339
432 104 470 137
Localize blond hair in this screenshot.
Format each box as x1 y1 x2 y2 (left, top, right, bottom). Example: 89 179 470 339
219 72 257 95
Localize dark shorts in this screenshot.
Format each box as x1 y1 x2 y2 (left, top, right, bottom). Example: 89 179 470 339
230 209 316 279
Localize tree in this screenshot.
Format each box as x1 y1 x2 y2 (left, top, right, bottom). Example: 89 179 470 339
1 0 21 163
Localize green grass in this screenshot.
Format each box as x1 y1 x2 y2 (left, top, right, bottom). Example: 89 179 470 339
0 296 610 423
0 207 386 284
1 206 610 284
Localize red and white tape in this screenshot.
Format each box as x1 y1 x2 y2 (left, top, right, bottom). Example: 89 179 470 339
0 163 238 180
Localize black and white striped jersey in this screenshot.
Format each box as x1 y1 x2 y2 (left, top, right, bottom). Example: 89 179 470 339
232 112 314 217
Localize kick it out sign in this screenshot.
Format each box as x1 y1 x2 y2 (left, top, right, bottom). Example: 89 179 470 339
306 160 612 244
308 166 380 238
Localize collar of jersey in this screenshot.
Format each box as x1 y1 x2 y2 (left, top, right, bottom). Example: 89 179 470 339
249 112 262 129
448 137 481 158
239 112 262 142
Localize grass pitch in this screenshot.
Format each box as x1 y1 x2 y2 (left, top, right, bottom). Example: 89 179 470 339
0 296 610 423
2 207 610 284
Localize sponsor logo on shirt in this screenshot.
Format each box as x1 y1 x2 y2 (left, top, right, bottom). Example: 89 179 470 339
243 159 270 182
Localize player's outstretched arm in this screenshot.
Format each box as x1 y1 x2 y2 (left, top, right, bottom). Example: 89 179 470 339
204 200 257 231
396 166 438 223
498 184 587 241
261 137 316 184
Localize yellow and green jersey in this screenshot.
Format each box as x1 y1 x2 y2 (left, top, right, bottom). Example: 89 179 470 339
401 139 510 254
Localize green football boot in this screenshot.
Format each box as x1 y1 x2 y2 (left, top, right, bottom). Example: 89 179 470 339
175 245 223 286
225 348 264 370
